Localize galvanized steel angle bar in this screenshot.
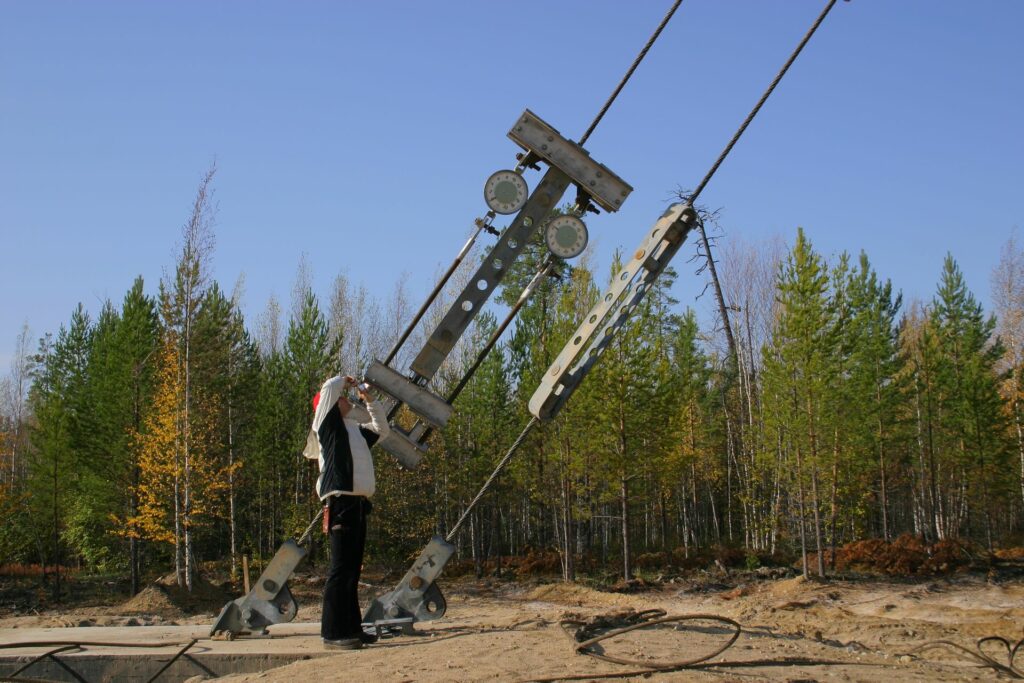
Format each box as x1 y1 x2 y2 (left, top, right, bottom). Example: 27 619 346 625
529 203 695 420
507 109 632 213
411 167 572 379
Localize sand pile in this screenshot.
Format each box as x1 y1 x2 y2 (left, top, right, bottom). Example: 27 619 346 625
520 582 633 608
115 572 231 617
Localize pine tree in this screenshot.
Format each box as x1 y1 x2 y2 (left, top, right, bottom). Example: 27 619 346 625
116 278 160 592
762 229 834 577
284 289 339 528
844 253 904 540
901 303 948 539
585 252 668 580
27 305 92 598
541 262 600 580
931 255 1008 547
666 309 717 557
65 300 124 571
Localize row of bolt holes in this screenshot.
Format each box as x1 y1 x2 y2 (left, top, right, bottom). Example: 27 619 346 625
563 228 661 350
460 223 659 332
560 280 647 352
458 244 515 312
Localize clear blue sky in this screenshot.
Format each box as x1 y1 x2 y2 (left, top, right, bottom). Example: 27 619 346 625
2 1 1021 368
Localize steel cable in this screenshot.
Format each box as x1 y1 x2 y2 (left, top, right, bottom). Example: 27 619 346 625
440 1 685 545
559 611 741 670
297 507 324 546
579 0 684 146
689 0 841 204
527 610 872 682
902 636 1024 679
446 417 539 542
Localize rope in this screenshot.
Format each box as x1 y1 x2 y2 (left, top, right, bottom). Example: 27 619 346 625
446 417 539 542
578 0 683 146
688 0 840 204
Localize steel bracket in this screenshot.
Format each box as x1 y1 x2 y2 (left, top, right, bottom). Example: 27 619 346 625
365 361 453 428
362 535 455 630
210 539 305 637
529 203 696 421
377 426 427 470
508 109 632 213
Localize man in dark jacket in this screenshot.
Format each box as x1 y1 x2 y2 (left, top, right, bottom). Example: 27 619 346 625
304 374 390 649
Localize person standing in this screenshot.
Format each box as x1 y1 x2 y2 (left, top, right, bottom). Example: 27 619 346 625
303 374 390 649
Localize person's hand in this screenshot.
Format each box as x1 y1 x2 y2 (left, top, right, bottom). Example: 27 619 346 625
356 383 371 402
343 375 357 390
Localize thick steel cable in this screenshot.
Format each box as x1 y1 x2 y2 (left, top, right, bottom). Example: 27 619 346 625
297 507 325 546
565 612 742 668
528 610 869 682
446 417 539 542
903 637 1024 679
578 0 683 146
689 0 840 204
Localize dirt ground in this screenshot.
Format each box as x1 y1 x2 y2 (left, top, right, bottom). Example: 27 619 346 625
3 567 1023 681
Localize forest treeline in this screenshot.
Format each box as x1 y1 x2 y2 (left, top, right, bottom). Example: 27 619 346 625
3 172 1024 596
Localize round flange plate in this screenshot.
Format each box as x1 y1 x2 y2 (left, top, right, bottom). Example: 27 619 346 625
545 215 589 260
484 170 529 215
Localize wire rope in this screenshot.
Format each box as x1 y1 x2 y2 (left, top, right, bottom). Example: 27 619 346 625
445 417 539 542
689 0 841 204
579 0 684 146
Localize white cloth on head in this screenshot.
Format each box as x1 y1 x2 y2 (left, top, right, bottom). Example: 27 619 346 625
303 375 347 460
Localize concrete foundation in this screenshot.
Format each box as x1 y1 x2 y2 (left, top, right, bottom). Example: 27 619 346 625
0 622 330 682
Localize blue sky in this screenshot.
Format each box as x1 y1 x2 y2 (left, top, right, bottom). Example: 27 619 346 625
1 1 1021 368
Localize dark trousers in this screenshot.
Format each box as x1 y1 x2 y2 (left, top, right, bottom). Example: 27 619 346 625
321 494 371 640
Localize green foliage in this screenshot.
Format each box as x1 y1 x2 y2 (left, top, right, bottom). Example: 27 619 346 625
11 211 1024 590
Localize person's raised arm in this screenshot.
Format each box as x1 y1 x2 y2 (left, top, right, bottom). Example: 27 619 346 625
357 384 391 438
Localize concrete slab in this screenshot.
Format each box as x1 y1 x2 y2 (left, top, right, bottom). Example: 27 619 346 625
0 622 331 682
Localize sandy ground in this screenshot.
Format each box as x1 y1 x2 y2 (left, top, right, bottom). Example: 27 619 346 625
214 575 1023 682
3 571 1022 681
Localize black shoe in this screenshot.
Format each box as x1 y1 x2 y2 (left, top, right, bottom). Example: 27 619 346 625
323 637 363 650
359 630 378 645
